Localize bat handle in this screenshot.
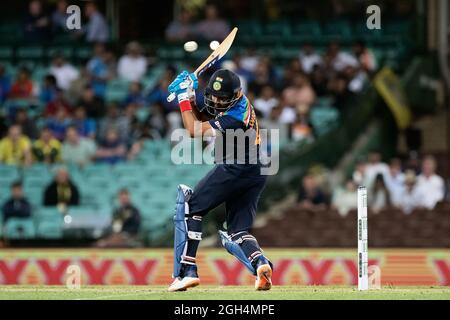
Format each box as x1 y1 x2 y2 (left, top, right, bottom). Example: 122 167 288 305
167 92 176 102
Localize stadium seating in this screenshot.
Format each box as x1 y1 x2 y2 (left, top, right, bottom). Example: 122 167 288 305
0 140 213 244
36 217 64 239
4 218 36 239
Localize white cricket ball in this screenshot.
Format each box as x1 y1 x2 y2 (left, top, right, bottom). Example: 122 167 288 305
209 40 220 50
184 41 198 52
64 215 72 224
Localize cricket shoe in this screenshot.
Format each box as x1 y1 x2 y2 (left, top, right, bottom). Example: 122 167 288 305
255 257 273 291
168 265 200 292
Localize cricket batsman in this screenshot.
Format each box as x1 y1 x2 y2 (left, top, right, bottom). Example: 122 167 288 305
167 69 273 292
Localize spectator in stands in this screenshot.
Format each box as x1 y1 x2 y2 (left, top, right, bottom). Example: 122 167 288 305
405 151 421 175
61 125 96 167
13 108 38 140
299 43 322 74
49 53 79 91
9 67 36 99
46 107 72 141
99 103 129 143
384 158 405 207
327 74 352 109
240 48 261 74
147 70 179 114
0 115 7 138
40 74 58 104
143 102 168 139
415 155 445 210
331 178 358 217
291 108 314 143
352 40 377 73
364 151 389 189
79 1 109 43
23 0 51 43
43 166 80 209
0 64 11 103
344 65 368 93
397 170 423 214
2 181 32 223
51 0 69 33
297 174 328 209
44 88 72 117
86 43 115 98
253 85 279 119
72 106 96 139
77 85 106 119
282 73 316 112
310 65 328 97
165 9 194 42
250 57 278 95
95 127 126 164
32 127 61 164
278 104 296 124
95 188 141 248
352 159 367 186
323 42 359 73
124 103 141 141
228 54 255 85
124 82 146 108
194 4 230 41
0 125 32 166
369 173 391 213
117 41 147 82
67 67 90 104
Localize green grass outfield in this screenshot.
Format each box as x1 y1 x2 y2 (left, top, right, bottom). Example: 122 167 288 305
0 285 449 300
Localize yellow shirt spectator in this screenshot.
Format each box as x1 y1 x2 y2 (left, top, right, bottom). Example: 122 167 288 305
32 128 62 164
0 135 32 165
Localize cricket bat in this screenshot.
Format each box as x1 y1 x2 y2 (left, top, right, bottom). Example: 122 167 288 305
166 27 238 102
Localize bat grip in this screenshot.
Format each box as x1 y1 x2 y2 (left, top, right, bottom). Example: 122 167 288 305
167 92 176 102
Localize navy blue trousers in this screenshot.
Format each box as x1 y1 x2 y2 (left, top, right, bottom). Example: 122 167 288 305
188 164 266 234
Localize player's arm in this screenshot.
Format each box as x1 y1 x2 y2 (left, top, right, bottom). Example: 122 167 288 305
178 96 215 137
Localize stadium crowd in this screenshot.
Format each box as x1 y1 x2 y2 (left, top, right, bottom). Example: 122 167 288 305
1 1 441 246
0 3 378 164
296 152 447 216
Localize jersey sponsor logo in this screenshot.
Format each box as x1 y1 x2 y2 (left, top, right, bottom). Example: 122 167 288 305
214 120 224 131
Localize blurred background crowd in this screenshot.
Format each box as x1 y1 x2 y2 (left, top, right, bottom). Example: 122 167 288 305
0 0 448 248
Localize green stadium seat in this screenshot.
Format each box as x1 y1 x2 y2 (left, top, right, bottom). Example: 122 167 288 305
0 22 20 43
52 33 74 45
16 46 44 61
0 47 13 61
81 163 113 177
105 79 129 102
235 20 263 43
322 20 353 44
4 218 36 239
23 175 51 189
32 66 50 82
36 218 64 239
0 165 19 185
310 104 340 137
35 206 61 217
46 46 73 60
74 46 92 62
353 21 384 43
264 20 291 38
23 163 51 175
290 21 322 44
